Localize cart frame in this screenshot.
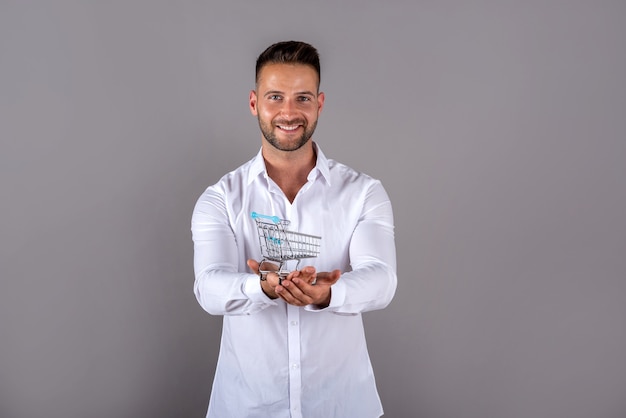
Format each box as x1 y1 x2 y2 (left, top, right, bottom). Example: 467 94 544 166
251 212 321 278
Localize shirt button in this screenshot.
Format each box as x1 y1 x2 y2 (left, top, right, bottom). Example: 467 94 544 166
291 363 299 369
291 321 298 326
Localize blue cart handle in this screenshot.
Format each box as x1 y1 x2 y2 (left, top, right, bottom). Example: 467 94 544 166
251 212 282 224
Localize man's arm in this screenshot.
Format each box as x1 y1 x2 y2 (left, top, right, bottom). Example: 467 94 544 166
191 187 277 315
278 181 397 314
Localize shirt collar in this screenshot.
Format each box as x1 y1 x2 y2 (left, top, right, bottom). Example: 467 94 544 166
311 142 332 185
247 147 267 185
246 142 332 186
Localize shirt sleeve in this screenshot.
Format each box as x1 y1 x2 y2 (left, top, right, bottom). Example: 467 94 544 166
306 180 398 315
191 186 277 316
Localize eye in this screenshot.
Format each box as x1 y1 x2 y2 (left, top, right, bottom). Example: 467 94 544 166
297 96 312 102
268 95 282 101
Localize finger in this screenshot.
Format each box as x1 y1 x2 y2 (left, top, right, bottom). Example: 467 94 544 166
291 277 329 300
260 261 279 272
276 286 305 306
281 279 305 298
290 276 315 291
285 267 315 284
266 272 282 288
288 266 316 285
299 266 317 284
289 277 331 306
286 269 301 281
247 259 260 274
279 280 312 306
301 266 316 275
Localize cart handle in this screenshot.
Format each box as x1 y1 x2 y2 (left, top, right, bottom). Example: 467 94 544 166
251 212 281 224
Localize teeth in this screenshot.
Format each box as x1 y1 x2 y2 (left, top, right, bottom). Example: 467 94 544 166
279 125 299 131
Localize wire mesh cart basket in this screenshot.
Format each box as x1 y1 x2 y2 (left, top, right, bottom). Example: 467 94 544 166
251 212 321 278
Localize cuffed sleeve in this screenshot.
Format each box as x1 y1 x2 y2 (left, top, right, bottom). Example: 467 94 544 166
327 181 397 314
192 185 276 316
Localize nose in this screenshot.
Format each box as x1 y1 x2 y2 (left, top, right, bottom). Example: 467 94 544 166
279 98 297 119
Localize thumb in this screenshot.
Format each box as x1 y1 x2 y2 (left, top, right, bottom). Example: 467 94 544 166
247 259 260 274
316 270 341 286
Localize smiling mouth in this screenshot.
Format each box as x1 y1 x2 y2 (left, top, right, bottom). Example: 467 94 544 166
277 124 301 131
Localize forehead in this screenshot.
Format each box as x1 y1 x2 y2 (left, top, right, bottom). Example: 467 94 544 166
256 63 319 92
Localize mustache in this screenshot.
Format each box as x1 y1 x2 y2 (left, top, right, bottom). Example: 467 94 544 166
273 119 305 126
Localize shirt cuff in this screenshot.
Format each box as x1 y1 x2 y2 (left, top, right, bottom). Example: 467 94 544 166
243 274 278 305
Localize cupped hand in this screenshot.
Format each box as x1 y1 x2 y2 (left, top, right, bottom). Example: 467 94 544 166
278 268 341 308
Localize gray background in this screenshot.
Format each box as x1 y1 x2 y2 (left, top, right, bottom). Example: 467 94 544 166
1 1 625 417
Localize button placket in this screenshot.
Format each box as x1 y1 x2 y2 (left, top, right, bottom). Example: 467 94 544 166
286 304 302 417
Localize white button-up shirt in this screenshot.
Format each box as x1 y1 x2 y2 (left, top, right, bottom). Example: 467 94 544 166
191 144 397 418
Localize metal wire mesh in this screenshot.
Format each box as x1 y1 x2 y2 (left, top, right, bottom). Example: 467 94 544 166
252 212 321 275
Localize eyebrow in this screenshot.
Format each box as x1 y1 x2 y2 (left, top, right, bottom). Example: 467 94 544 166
263 90 316 97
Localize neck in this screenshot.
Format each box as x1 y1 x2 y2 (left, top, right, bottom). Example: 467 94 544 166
262 141 316 203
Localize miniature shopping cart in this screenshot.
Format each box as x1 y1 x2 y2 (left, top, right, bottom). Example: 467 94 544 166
251 212 321 278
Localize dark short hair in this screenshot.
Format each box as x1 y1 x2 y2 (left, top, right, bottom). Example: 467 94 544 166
255 41 321 86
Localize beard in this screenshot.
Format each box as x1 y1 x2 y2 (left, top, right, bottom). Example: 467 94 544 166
258 116 318 152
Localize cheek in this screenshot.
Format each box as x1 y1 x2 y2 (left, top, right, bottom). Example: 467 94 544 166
260 109 275 122
259 103 279 117
258 111 277 128
307 109 320 121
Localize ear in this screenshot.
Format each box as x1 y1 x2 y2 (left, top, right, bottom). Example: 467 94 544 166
249 90 258 116
317 91 325 115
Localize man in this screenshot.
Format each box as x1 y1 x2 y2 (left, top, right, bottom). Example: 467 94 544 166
191 41 397 418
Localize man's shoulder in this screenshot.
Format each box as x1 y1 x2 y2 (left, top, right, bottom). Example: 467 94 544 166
213 154 259 186
222 156 256 179
194 154 259 203
327 158 379 185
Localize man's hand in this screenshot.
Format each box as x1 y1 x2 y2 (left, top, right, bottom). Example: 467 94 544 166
278 267 341 308
247 260 341 307
247 259 281 299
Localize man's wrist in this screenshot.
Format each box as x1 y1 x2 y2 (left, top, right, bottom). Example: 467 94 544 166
316 289 332 309
260 276 278 299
